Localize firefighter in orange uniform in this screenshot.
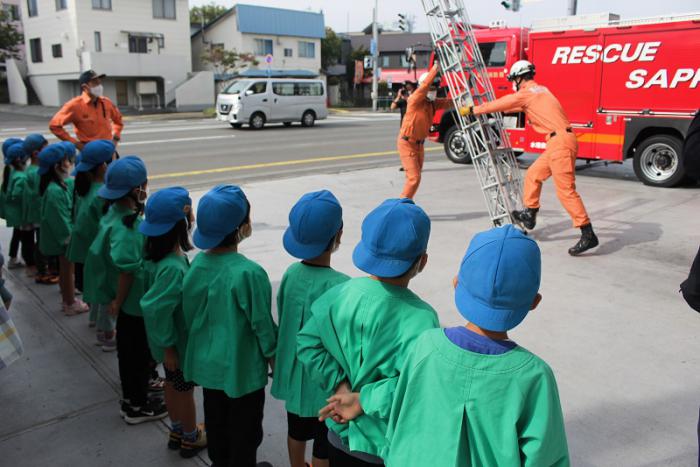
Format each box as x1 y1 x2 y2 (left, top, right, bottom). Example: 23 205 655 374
461 60 599 256
397 64 453 199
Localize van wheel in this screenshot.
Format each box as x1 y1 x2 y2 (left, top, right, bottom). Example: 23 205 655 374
249 113 265 130
230 123 242 129
301 111 316 128
444 125 472 164
283 122 293 127
633 134 685 187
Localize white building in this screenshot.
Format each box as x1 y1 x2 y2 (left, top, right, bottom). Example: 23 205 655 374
192 4 324 80
13 0 212 109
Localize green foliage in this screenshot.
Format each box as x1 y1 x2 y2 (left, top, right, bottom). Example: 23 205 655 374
201 46 259 76
190 2 228 25
346 46 370 83
321 27 342 71
0 10 23 61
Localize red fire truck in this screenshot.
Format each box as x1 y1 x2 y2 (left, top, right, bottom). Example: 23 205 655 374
430 13 700 187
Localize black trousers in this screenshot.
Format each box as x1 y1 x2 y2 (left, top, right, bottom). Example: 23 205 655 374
116 311 151 407
9 228 19 258
328 444 385 467
9 229 34 266
74 262 83 292
33 228 47 274
202 387 265 467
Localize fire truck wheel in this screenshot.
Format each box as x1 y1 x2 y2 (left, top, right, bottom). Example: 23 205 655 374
633 134 685 188
444 126 472 164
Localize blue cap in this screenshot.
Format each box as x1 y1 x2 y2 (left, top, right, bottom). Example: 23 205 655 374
37 143 67 175
455 225 541 332
98 156 147 200
283 190 343 259
5 143 27 165
22 134 47 155
352 198 431 277
139 187 192 237
2 138 23 159
73 140 115 175
60 141 77 160
193 185 249 250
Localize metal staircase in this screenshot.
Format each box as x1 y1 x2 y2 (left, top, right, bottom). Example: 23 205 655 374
421 0 524 226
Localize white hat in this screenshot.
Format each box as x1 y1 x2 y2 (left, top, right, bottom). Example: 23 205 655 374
507 60 535 81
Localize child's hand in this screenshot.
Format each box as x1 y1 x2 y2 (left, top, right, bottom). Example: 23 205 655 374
163 348 179 372
107 300 120 317
318 392 363 424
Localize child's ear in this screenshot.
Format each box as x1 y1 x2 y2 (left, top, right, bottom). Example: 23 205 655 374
452 276 458 290
336 229 343 245
418 253 428 273
530 293 542 311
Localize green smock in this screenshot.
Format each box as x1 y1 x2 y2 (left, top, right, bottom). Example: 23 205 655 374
83 204 145 316
271 262 350 417
24 164 41 225
384 329 570 467
140 253 189 363
297 277 439 458
39 181 73 255
5 170 28 228
66 183 104 264
182 251 277 398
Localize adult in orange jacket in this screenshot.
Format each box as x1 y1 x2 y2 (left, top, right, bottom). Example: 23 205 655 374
49 70 123 150
462 60 598 256
397 64 453 199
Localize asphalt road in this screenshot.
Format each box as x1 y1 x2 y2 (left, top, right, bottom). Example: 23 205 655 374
0 110 657 191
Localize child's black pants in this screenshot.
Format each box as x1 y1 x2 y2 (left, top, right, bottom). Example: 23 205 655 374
116 310 150 406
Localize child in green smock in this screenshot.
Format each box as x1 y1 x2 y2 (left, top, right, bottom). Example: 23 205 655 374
38 143 88 316
3 143 36 274
1 138 25 269
66 140 114 334
139 187 207 458
298 198 440 466
83 156 167 424
271 190 350 467
22 134 48 281
182 185 277 467
384 225 570 467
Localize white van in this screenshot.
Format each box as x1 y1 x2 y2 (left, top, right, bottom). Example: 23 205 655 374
216 78 328 129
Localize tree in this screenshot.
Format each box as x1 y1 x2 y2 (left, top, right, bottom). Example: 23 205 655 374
321 27 343 71
0 10 23 61
190 2 228 26
201 46 258 77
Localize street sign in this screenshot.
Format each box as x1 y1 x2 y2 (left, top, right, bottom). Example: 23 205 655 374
363 55 373 69
354 60 364 84
370 39 377 56
265 54 273 64
376 67 382 80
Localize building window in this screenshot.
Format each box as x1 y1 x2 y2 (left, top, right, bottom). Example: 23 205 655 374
55 0 67 10
152 0 175 19
284 48 293 57
128 36 148 54
298 41 315 58
94 31 102 52
51 43 62 58
27 0 38 17
29 38 42 63
3 4 21 20
92 0 111 10
254 39 273 56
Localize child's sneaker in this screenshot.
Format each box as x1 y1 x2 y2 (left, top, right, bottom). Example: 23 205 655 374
8 258 24 269
95 331 106 345
101 337 117 352
179 424 207 458
63 299 89 316
168 430 182 450
122 399 168 425
148 376 165 393
118 399 131 418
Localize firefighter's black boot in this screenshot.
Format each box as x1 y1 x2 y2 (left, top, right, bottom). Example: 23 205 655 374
568 224 599 256
512 208 538 230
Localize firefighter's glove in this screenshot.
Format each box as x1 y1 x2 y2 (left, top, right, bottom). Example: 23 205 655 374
459 106 474 117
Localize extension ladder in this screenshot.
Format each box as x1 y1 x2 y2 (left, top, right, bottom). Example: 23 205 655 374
421 0 524 226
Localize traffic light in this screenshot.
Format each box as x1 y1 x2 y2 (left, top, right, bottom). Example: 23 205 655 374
398 13 408 31
363 55 373 69
500 0 520 11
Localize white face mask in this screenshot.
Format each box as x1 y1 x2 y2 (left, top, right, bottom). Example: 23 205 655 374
90 84 104 97
512 82 518 92
135 186 149 203
426 91 437 101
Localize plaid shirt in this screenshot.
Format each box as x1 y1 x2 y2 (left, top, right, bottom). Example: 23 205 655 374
0 302 23 370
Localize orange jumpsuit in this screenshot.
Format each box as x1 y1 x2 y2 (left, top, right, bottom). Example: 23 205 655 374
473 81 590 228
398 66 452 199
49 92 123 146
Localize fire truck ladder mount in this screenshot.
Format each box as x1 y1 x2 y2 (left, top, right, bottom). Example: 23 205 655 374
421 0 524 226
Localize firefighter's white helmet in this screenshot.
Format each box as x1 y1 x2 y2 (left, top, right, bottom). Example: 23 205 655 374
507 60 535 81
418 72 430 86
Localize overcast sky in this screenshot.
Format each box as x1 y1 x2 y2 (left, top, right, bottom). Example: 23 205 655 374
189 0 699 32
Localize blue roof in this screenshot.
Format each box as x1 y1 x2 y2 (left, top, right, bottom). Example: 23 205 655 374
235 4 325 39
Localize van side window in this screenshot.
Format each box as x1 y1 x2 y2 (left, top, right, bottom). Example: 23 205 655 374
478 41 507 67
273 82 295 96
293 82 324 96
250 82 267 94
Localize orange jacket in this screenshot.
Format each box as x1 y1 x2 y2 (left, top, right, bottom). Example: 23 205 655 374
400 65 452 141
49 92 124 144
473 80 571 136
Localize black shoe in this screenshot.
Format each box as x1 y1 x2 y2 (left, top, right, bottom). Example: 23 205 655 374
569 224 599 256
512 208 538 230
256 463 273 467
399 167 405 172
123 399 168 425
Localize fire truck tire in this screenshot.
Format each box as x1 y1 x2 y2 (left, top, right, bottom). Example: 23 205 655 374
633 134 686 187
444 126 472 164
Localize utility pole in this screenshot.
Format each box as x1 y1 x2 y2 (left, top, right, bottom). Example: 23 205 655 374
567 0 578 15
371 0 379 112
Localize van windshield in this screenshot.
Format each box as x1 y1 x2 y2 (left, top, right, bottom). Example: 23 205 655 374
222 80 252 95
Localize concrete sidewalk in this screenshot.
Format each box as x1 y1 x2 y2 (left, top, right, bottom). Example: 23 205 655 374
0 157 698 466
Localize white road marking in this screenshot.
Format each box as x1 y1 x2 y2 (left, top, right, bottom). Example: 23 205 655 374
119 135 236 146
0 127 28 133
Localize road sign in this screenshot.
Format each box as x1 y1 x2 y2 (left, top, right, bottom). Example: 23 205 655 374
265 54 273 64
354 60 364 84
363 55 373 69
370 39 377 56
376 67 382 80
